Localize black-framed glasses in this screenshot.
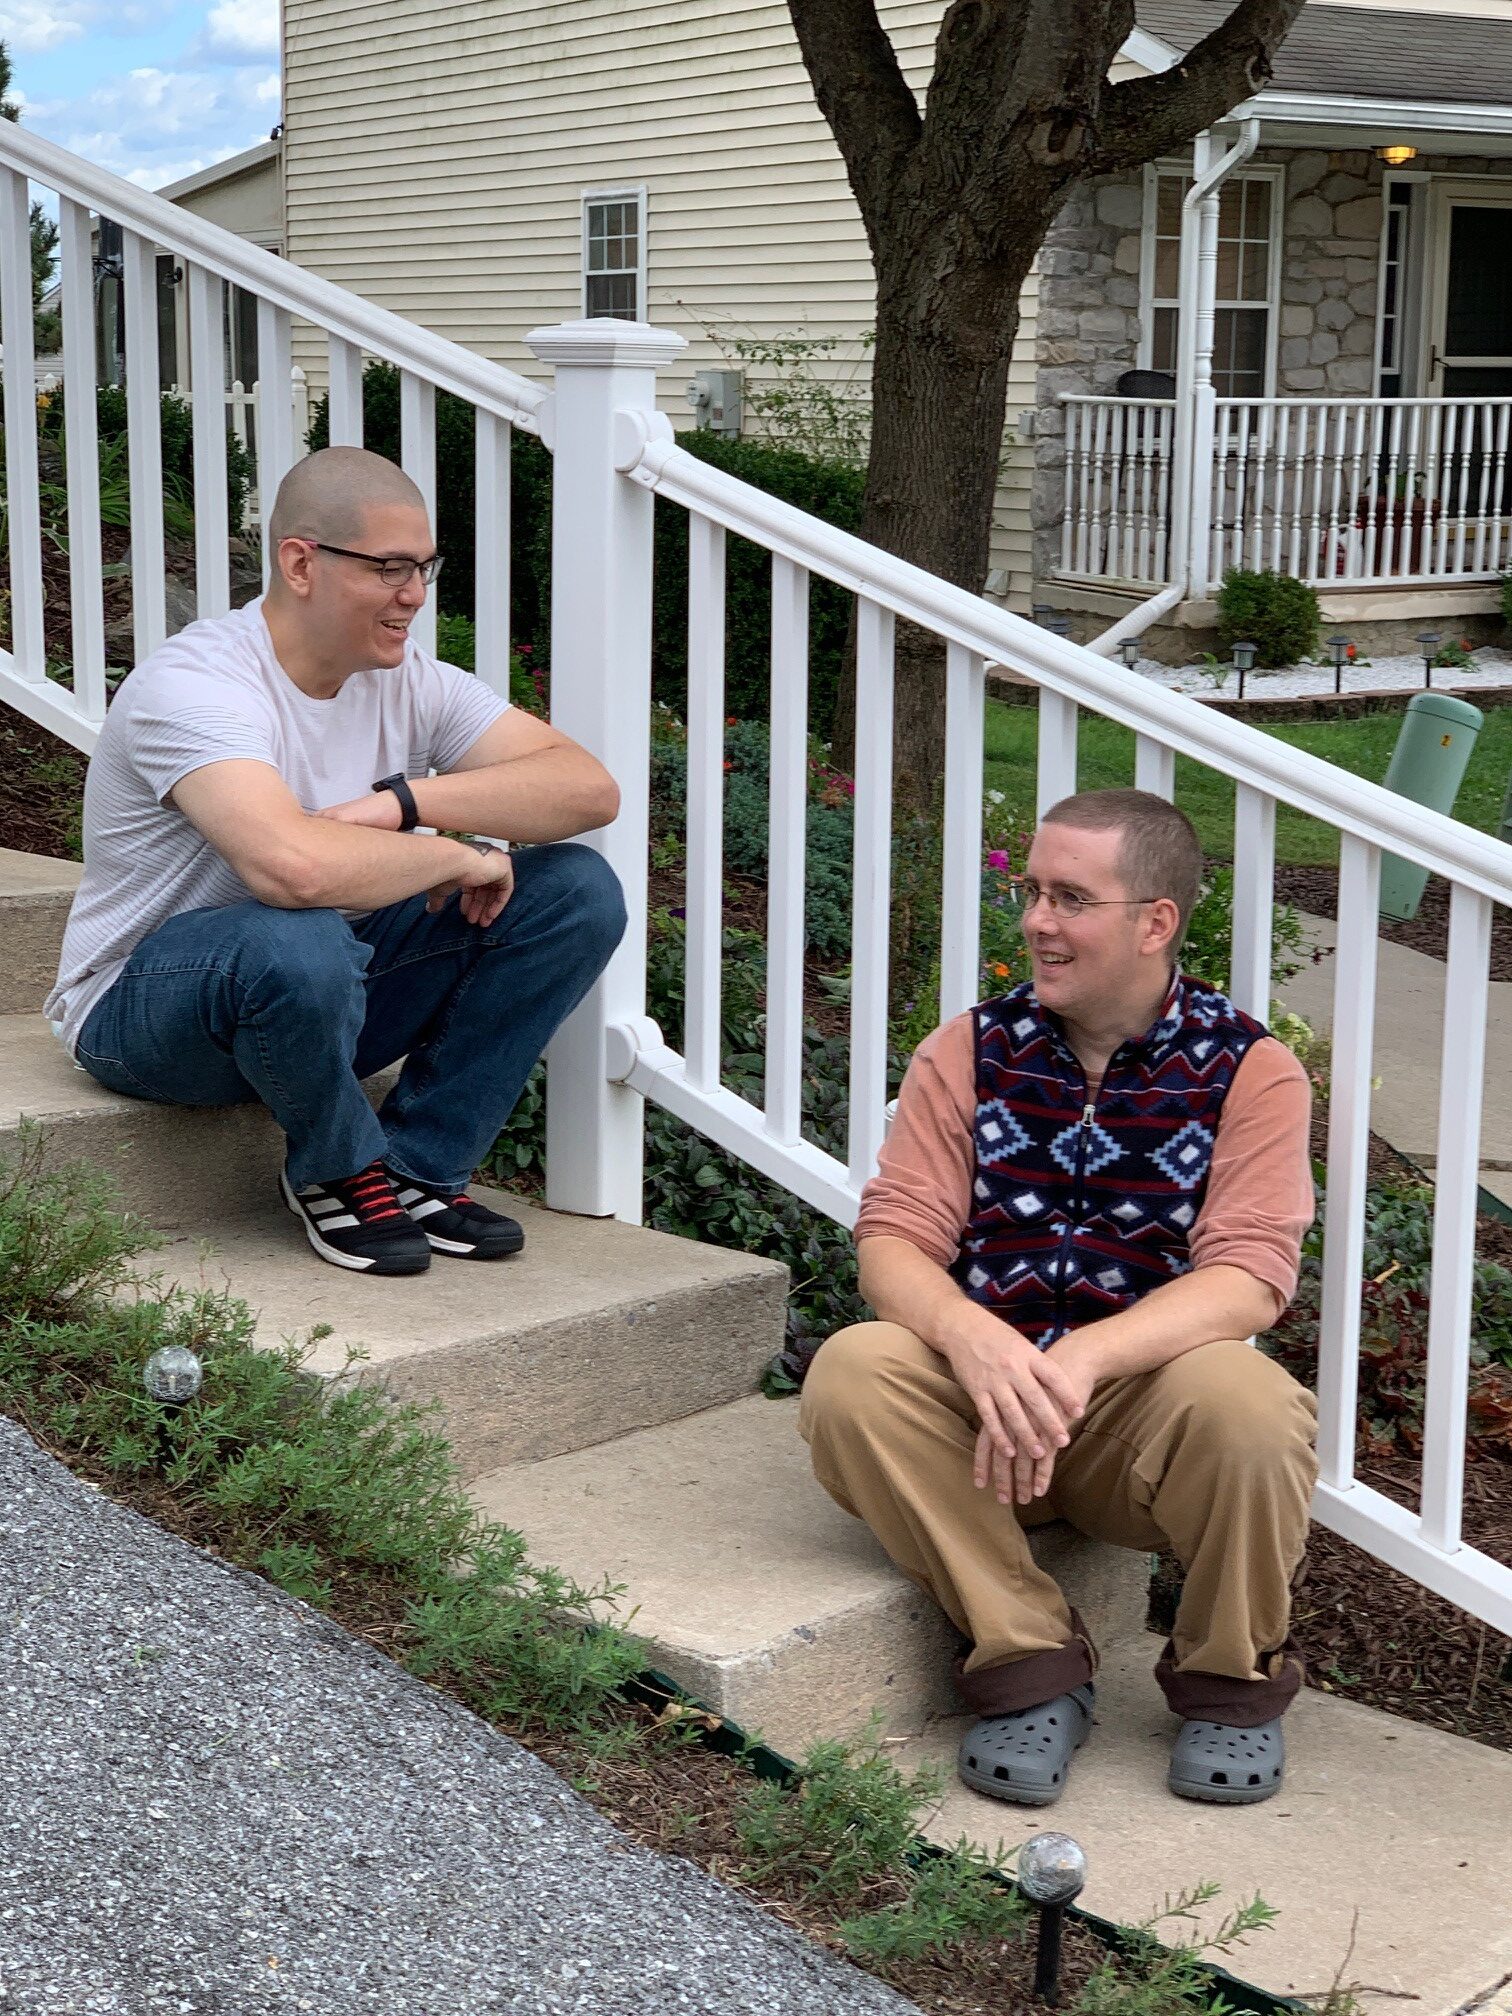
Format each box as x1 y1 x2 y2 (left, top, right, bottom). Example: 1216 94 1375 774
1009 879 1161 920
298 539 444 588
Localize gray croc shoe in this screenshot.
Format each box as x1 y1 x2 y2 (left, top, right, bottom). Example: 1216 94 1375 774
1168 1717 1285 1803
957 1685 1095 1807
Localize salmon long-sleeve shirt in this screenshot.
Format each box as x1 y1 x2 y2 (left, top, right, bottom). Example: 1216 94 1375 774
855 1013 1316 1322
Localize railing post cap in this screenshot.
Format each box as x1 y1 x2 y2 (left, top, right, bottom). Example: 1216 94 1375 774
525 318 688 370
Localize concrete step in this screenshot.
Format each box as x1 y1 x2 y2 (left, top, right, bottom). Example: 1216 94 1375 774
468 1393 1151 1762
895 1630 1512 2016
136 1196 788 1482
0 846 79 1016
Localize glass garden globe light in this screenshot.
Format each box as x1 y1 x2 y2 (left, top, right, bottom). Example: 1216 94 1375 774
1018 1831 1088 1907
143 1346 203 1406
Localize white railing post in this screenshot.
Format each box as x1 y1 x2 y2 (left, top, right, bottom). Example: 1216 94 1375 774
527 318 687 1221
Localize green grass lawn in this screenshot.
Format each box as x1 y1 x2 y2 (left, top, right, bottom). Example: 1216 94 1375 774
983 700 1512 866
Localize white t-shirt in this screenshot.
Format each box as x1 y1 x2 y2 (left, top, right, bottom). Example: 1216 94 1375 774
46 599 510 1054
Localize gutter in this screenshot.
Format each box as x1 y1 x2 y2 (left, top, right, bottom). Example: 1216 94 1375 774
1088 120 1260 657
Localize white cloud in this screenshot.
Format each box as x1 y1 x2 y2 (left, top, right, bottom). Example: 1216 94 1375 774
0 3 91 52
200 0 278 62
29 62 280 190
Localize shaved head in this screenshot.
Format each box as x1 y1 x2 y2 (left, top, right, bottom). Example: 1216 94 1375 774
268 446 427 550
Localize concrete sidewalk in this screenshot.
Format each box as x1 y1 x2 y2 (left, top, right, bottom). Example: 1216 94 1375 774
1276 909 1512 1185
0 1418 918 2016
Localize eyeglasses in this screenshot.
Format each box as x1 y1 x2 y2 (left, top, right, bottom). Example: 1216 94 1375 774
297 539 444 588
1009 879 1161 920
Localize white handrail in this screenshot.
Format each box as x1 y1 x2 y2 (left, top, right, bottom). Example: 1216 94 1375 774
631 431 1512 905
0 120 545 434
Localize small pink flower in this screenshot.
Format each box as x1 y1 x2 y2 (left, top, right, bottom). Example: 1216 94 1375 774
987 849 1011 871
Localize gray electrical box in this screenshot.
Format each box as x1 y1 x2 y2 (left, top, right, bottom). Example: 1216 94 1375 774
686 369 743 438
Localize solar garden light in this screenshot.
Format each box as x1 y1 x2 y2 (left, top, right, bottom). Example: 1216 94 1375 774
1231 638 1257 700
1417 630 1442 690
1327 633 1351 696
1032 602 1053 624
143 1346 203 1467
1118 638 1141 672
1044 614 1072 640
1018 1830 1087 2005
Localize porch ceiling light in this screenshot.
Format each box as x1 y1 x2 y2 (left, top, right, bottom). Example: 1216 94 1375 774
1378 145 1417 167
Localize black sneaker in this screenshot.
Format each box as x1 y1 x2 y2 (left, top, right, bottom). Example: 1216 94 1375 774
279 1161 432 1275
387 1168 526 1260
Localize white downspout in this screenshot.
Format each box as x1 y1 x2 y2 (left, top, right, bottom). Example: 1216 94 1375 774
1089 118 1260 656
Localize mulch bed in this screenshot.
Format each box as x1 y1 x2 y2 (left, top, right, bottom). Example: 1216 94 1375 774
0 707 87 860
1275 862 1512 980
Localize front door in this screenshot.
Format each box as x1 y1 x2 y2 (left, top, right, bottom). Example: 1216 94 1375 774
1427 181 1512 397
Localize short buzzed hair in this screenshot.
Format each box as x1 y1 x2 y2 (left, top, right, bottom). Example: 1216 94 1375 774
268 445 427 551
1042 788 1203 946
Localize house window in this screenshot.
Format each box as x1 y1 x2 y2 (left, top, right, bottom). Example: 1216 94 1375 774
1377 189 1413 397
583 189 645 321
1141 167 1281 397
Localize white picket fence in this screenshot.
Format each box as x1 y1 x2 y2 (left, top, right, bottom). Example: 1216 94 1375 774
0 122 1507 1645
1059 390 1512 591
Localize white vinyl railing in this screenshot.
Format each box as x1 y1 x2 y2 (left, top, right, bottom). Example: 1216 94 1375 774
1058 391 1512 593
1 123 1508 1649
0 121 541 748
1210 395 1512 588
1058 393 1175 586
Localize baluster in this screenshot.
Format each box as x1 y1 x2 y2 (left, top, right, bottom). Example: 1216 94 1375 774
1379 402 1406 578
1400 404 1425 579
765 556 808 1145
398 370 437 653
1315 836 1381 1492
327 335 364 447
849 597 895 1191
1134 733 1174 799
1286 404 1307 578
1036 687 1078 819
1231 404 1252 577
1307 405 1329 586
58 197 105 719
941 640 985 1019
0 167 43 677
1229 785 1275 1021
1471 402 1495 576
1250 404 1272 572
1154 407 1173 583
1434 402 1457 578
1134 406 1154 581
1076 404 1094 574
1088 402 1109 575
1452 401 1474 575
1492 403 1512 576
474 410 512 699
1270 404 1290 574
1211 401 1233 587
1321 404 1349 590
685 515 726 1094
186 264 230 621
1060 403 1076 575
255 301 295 591
1358 404 1384 582
121 228 166 658
1420 884 1493 1552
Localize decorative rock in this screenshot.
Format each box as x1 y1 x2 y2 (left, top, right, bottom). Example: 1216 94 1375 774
1095 181 1145 230
1284 275 1324 305
1317 297 1352 332
1038 307 1081 339
1287 152 1330 193
1287 194 1334 237
1348 280 1378 315
1335 196 1382 238
1326 356 1374 393
1078 306 1134 339
1342 320 1376 356
1345 258 1377 283
1289 367 1327 390
1281 336 1312 371
1281 304 1314 337
1113 235 1142 275
1319 172 1370 204
1310 330 1340 365
1105 276 1140 308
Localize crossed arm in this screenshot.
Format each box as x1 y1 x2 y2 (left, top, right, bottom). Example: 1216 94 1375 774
171 708 618 918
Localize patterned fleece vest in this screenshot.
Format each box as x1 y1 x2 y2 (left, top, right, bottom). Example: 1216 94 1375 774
949 974 1271 1347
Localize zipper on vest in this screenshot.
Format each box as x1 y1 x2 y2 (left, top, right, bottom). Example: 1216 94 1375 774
1051 1090 1098 1338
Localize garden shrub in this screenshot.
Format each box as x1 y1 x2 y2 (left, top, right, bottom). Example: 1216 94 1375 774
1217 568 1320 669
30 383 253 540
1502 571 1512 632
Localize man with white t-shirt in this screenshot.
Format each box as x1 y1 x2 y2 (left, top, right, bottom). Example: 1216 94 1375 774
46 446 625 1276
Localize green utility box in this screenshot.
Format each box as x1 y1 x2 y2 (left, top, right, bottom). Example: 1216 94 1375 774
1379 692 1484 921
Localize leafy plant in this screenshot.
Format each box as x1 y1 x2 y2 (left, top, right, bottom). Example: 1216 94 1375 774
700 323 874 467
1431 635 1477 671
1193 651 1234 693
1217 570 1320 671
1075 1884 1279 2016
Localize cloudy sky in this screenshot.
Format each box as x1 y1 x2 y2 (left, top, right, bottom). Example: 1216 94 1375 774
1 0 279 192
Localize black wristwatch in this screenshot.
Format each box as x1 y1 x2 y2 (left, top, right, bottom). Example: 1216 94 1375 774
373 772 420 832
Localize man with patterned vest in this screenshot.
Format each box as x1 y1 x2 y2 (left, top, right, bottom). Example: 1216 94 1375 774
801 788 1317 1806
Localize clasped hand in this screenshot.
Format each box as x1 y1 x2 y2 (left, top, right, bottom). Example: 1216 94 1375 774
942 1310 1098 1508
316 793 515 927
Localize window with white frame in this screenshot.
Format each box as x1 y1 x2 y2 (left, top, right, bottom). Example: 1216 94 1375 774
1141 166 1282 398
583 188 645 321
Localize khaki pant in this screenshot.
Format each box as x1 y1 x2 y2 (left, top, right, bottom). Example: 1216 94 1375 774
799 1322 1318 1725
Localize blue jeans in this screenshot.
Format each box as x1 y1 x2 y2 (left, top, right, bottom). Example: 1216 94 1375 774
74 842 626 1193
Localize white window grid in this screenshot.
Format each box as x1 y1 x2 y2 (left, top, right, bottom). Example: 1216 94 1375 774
1137 162 1284 397
582 185 648 323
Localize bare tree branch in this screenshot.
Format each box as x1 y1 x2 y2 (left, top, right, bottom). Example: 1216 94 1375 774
786 0 923 244
1089 0 1306 173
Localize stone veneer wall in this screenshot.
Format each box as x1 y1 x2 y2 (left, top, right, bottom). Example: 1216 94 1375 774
1031 148 1507 585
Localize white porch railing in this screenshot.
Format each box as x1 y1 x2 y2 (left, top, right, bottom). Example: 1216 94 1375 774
1 122 1509 1649
1058 393 1175 587
1058 390 1512 593
1211 395 1512 589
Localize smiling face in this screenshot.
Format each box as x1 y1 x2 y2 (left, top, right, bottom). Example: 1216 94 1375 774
1020 820 1179 1025
302 501 435 675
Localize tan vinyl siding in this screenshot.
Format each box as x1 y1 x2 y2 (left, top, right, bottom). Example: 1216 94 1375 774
282 1 1066 603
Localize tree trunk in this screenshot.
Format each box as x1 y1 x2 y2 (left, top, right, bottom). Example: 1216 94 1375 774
832 222 1046 809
